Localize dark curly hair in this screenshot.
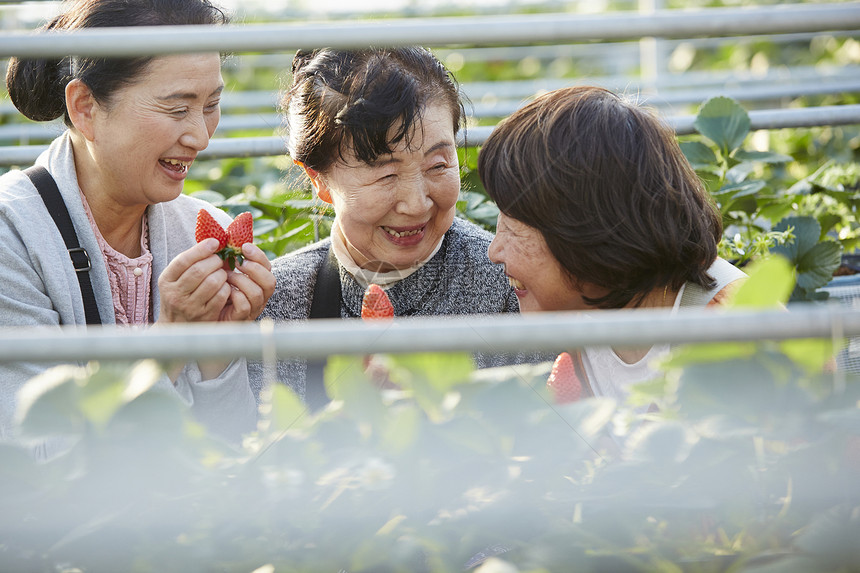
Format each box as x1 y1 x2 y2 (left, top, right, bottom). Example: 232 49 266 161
6 0 228 126
477 86 722 309
283 46 464 172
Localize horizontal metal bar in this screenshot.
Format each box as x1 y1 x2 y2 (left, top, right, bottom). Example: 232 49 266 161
0 305 855 363
2 103 858 166
1 3 859 57
7 77 860 143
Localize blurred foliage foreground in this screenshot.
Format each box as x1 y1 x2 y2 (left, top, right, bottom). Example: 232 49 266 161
1 258 859 573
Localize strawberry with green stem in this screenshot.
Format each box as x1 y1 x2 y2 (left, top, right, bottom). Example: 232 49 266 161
195 209 254 270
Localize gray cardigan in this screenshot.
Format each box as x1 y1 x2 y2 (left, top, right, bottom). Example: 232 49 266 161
249 217 520 400
0 133 257 457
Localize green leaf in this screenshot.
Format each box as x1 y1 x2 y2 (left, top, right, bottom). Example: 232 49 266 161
389 353 473 421
189 189 227 204
713 180 766 201
325 355 386 422
795 239 842 291
380 405 420 454
626 421 693 464
728 255 795 308
770 215 822 263
733 149 794 164
694 96 751 157
269 383 308 432
680 141 717 169
666 342 759 367
78 363 132 429
16 365 87 437
780 338 836 373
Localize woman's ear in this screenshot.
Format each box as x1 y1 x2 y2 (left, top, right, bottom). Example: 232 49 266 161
65 79 96 141
295 160 332 204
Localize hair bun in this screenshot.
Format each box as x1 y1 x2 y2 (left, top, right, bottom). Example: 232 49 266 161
5 56 68 122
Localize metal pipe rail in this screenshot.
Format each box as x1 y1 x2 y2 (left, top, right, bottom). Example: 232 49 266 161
7 77 860 144
1 3 859 57
0 305 855 363
2 103 858 166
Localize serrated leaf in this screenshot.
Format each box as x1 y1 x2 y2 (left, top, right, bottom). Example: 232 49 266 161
771 216 822 263
733 149 794 164
795 240 842 291
694 96 751 157
680 141 717 168
728 255 794 308
726 162 756 184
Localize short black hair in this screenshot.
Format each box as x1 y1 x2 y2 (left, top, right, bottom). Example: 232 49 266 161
283 47 464 172
478 86 722 309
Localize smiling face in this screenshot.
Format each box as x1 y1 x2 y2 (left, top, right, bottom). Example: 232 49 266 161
76 53 224 209
489 212 603 313
314 101 460 272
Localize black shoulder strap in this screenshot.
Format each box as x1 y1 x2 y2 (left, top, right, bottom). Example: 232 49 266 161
24 166 102 325
305 246 341 410
309 245 342 319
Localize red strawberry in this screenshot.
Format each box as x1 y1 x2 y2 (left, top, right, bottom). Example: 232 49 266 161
195 209 228 250
195 209 254 270
223 211 254 270
547 352 582 404
361 284 394 320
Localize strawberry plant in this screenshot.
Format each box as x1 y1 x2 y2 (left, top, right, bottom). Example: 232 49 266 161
680 96 846 300
3 259 859 573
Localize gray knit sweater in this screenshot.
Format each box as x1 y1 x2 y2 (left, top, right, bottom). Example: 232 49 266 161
249 217 520 400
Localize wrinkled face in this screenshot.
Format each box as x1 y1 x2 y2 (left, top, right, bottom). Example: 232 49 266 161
88 53 223 207
317 101 460 272
488 212 597 312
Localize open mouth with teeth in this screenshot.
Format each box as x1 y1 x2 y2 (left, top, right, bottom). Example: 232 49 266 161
382 226 423 238
508 276 526 291
159 158 190 174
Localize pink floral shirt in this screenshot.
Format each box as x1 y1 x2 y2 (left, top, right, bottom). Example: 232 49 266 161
80 192 152 325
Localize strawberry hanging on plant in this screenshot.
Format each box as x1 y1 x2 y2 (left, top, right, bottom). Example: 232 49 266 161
195 209 254 270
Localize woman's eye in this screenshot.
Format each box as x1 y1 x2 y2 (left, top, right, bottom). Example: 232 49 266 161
205 102 220 113
170 109 188 117
377 174 397 183
429 163 448 173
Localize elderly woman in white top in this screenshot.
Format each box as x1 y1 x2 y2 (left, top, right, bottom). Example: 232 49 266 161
0 0 275 458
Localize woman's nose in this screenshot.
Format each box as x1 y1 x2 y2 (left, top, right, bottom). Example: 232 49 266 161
180 112 213 151
395 176 432 215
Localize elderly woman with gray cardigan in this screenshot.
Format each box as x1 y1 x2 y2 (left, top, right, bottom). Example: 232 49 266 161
0 0 275 459
248 47 519 407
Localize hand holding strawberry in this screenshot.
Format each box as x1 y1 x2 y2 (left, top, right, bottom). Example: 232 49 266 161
195 209 254 270
547 352 582 404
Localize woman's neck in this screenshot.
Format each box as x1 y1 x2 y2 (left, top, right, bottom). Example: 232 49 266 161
71 134 146 258
612 285 678 364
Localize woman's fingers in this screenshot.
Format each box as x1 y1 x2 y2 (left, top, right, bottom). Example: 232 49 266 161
158 239 232 323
